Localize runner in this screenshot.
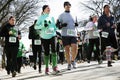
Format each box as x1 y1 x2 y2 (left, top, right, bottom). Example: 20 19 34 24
56 1 78 70
35 5 60 75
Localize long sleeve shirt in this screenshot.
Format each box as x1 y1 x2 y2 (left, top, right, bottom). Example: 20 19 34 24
85 21 98 39
98 13 115 36
58 12 77 37
29 24 41 46
35 13 57 39
0 23 20 47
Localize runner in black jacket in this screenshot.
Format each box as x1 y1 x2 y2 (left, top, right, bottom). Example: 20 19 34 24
98 5 118 66
0 16 21 77
28 20 42 73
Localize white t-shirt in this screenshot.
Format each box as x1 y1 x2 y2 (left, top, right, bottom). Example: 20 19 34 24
85 21 99 39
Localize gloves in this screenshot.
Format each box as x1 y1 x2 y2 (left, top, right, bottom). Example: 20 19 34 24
61 23 67 27
75 23 78 27
56 20 61 27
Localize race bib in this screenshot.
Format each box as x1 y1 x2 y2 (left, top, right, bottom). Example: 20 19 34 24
34 40 41 45
45 28 54 34
60 50 64 52
79 42 82 45
93 31 100 37
9 37 16 43
67 29 75 36
29 52 33 56
102 32 109 38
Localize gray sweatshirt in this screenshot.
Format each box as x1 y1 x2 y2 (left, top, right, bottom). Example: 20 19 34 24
58 12 77 37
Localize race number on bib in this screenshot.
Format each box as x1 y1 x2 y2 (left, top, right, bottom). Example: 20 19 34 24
45 28 54 34
9 37 16 43
67 29 75 36
79 42 82 45
93 31 100 37
60 50 64 52
101 32 109 38
34 40 41 45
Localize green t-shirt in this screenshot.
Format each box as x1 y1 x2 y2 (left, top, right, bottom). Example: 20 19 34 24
17 41 25 57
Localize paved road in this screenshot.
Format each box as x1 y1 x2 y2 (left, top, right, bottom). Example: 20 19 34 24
0 60 120 80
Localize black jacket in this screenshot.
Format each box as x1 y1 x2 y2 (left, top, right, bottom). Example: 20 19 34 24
28 24 41 46
98 13 115 36
0 23 20 47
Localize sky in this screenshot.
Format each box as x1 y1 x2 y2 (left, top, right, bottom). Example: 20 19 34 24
40 0 91 20
21 0 91 50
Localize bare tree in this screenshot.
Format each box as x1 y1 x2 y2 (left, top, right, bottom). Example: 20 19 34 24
80 0 120 22
111 0 120 22
0 0 14 13
80 0 105 17
0 0 14 23
0 0 46 31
